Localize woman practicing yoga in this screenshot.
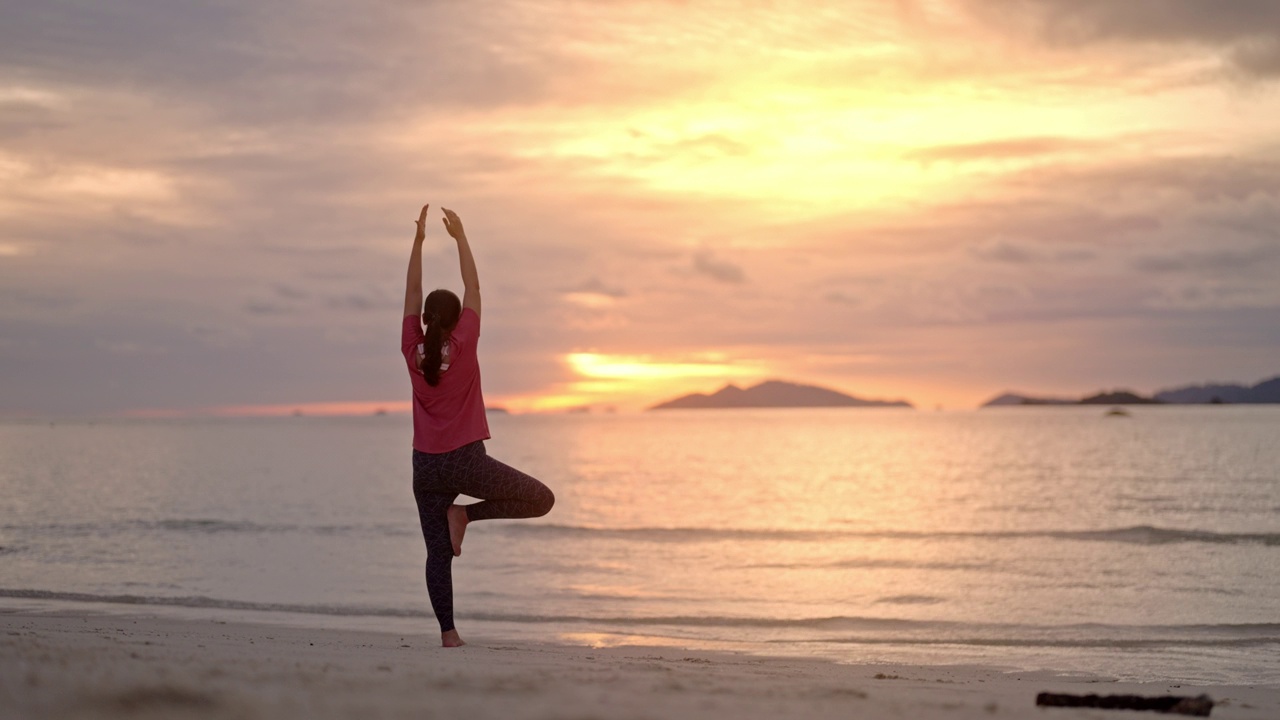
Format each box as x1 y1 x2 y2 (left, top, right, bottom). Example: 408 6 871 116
401 204 555 648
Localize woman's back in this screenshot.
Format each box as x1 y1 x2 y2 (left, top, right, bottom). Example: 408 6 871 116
401 307 489 454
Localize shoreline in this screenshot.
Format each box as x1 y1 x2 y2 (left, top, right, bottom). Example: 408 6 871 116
3 607 1277 719
5 594 1280 685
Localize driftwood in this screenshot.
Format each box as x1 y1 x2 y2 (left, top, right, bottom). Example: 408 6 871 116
1035 692 1213 716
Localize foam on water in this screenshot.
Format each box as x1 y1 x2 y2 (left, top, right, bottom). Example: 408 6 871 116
7 518 1277 545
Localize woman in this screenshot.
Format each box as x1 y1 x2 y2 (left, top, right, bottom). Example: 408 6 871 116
401 204 555 648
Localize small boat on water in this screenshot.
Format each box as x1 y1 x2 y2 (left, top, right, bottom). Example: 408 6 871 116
1105 407 1131 417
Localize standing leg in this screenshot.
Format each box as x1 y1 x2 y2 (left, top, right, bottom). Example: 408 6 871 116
412 451 463 644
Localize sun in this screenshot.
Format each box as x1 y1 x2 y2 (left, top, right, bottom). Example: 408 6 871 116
492 353 768 413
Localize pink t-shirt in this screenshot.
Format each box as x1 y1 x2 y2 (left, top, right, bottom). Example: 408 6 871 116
401 308 491 453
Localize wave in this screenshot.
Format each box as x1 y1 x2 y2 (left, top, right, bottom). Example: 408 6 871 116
4 519 1277 548
874 595 945 605
0 519 414 538
499 523 1280 547
0 589 433 619
741 559 994 571
811 636 1280 649
141 519 412 538
3 588 1279 648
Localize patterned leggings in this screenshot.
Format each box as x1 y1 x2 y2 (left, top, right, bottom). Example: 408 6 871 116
412 441 555 633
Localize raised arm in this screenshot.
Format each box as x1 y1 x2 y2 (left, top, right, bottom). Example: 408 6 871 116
403 204 429 317
442 207 480 318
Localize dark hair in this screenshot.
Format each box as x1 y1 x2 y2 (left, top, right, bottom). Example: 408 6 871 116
420 289 462 386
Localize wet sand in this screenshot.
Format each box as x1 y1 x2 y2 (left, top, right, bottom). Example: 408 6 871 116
2 609 1276 719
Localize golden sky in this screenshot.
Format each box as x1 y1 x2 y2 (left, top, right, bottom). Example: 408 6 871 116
2 0 1280 415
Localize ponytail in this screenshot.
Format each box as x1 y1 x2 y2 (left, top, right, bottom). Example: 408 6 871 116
420 316 445 386
418 289 462 386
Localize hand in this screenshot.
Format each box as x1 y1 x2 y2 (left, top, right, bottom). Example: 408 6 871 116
441 207 467 241
413 204 430 241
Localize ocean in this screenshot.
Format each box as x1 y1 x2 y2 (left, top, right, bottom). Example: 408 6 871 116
2 407 1278 685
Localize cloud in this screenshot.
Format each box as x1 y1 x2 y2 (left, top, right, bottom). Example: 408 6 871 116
906 136 1104 164
1232 40 1280 77
954 0 1280 78
625 131 754 161
692 251 745 284
969 239 1036 264
823 291 860 307
1054 249 1097 263
324 290 390 313
0 2 532 124
562 277 628 298
0 287 80 314
244 285 392 316
1018 154 1280 206
273 284 309 300
766 150 1280 336
0 103 63 141
244 300 288 316
1130 244 1280 275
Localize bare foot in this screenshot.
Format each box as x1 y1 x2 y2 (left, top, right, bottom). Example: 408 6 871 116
446 504 469 557
441 629 466 648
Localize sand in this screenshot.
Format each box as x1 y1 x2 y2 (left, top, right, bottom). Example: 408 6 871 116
2 608 1277 720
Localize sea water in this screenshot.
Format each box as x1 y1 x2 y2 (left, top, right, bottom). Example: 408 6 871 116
1 407 1278 685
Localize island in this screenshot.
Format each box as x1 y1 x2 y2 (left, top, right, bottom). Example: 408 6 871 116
1079 391 1161 405
980 374 1280 407
1154 376 1280 404
649 380 913 410
982 393 1074 407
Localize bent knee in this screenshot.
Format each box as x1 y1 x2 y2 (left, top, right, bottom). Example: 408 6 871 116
534 486 555 517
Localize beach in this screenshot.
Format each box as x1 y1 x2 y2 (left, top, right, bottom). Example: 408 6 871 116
3 605 1277 720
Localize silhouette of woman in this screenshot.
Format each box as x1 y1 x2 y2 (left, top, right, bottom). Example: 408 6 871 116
401 204 555 647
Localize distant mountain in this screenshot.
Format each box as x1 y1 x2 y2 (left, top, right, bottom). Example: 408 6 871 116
1153 384 1252 404
1254 377 1280 402
981 374 1280 407
981 390 1158 407
1154 376 1280 404
982 393 1075 407
649 380 913 410
1079 391 1161 405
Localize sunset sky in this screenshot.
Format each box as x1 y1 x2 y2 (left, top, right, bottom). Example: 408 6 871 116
3 0 1279 415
